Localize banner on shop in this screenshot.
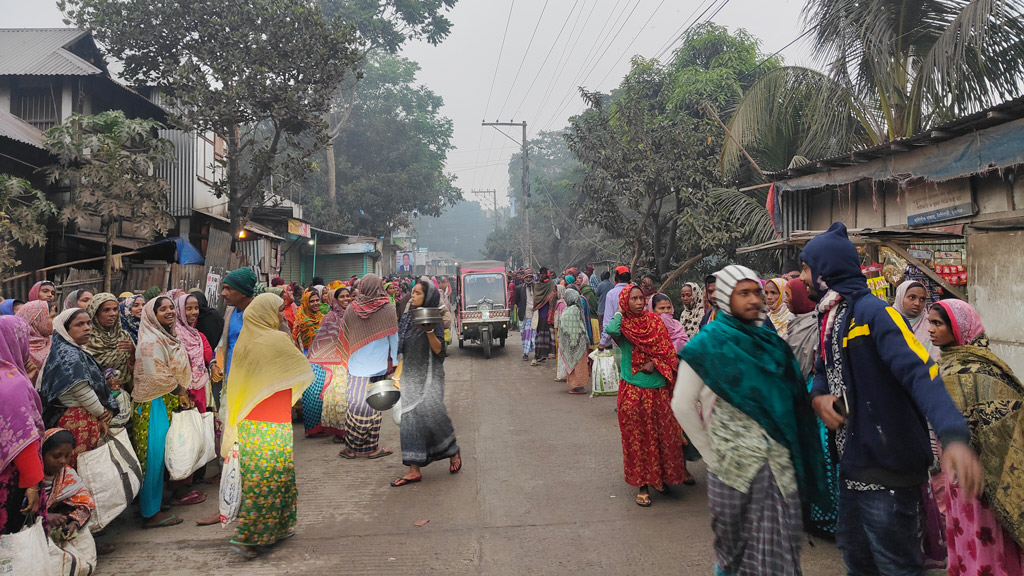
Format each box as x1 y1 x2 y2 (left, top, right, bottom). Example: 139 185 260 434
906 181 974 226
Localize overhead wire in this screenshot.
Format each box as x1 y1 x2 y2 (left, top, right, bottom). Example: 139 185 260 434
509 0 584 121
494 0 552 121
474 0 516 188
532 0 597 125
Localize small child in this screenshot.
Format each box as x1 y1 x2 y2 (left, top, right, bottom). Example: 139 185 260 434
651 294 689 353
42 428 114 555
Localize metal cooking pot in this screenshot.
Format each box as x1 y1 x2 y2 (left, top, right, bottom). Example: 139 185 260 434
410 306 443 325
365 379 401 411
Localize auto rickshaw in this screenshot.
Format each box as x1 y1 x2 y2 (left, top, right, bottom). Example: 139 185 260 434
455 260 510 358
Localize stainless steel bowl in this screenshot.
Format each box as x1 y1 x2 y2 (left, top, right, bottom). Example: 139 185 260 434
411 306 444 325
365 379 401 411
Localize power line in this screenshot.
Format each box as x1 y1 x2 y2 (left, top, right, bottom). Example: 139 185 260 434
532 0 595 125
494 0 551 121
509 0 583 121
653 0 721 61
474 0 515 188
591 0 673 92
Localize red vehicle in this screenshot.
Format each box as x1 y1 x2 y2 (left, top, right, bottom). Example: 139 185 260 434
455 260 510 358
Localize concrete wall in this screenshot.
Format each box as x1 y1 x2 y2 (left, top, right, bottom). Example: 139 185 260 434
967 229 1024 376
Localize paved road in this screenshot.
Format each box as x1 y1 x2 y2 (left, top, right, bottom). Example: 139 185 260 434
98 339 846 575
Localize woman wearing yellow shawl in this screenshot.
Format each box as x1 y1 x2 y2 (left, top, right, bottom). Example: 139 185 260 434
291 290 324 354
222 293 312 559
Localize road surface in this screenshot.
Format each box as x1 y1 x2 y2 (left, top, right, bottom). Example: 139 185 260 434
98 338 846 575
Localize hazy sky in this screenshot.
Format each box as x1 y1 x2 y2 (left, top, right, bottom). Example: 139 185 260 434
0 0 816 208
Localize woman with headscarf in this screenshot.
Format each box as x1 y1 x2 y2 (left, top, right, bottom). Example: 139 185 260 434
0 299 23 315
384 282 397 306
310 286 353 443
28 280 56 304
554 283 569 381
650 294 688 352
390 280 460 487
221 293 312 559
119 294 145 344
175 293 212 412
673 264 828 574
557 289 591 395
189 291 223 353
16 300 51 386
678 282 705 339
578 281 600 345
83 293 135 394
782 277 839 536
764 278 793 338
338 274 398 460
62 289 93 312
292 290 324 354
0 316 45 536
605 284 691 506
894 280 938 360
928 300 1024 572
39 309 117 468
130 297 196 528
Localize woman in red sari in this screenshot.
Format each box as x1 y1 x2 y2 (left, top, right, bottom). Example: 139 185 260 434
604 285 690 506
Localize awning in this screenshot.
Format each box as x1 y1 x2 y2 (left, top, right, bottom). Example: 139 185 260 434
65 233 145 250
193 209 285 241
736 226 964 254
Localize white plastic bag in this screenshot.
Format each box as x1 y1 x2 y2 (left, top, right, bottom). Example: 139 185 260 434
77 428 142 532
392 398 402 426
164 408 206 481
0 517 55 576
110 390 132 429
589 349 619 397
200 412 216 466
47 528 96 576
219 443 242 526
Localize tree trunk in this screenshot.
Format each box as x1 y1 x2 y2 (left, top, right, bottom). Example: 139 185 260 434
326 140 338 209
226 126 243 242
103 218 115 293
629 196 657 271
658 253 704 294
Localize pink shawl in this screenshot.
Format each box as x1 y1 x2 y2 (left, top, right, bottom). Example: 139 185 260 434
17 300 52 371
935 300 985 346
175 293 210 391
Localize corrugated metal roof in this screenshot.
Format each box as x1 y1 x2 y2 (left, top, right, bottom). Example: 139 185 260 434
0 28 102 76
0 109 45 149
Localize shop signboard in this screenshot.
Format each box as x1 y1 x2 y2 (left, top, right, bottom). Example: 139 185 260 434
934 250 963 260
287 219 310 238
906 181 974 226
908 249 933 260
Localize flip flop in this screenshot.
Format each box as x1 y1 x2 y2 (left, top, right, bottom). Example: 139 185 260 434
339 449 358 459
390 476 422 487
143 515 183 529
568 387 587 394
635 493 652 507
230 544 259 560
449 453 462 474
367 448 393 460
170 490 207 506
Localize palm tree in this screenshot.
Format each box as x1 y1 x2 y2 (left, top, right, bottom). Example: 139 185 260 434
722 0 1024 178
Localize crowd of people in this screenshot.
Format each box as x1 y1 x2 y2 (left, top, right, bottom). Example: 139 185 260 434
0 269 462 568
509 221 1022 576
2 221 1022 575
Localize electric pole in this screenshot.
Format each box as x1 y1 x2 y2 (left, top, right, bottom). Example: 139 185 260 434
471 189 499 231
481 120 533 268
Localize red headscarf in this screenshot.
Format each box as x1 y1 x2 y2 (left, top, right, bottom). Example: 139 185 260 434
785 278 815 315
618 284 678 385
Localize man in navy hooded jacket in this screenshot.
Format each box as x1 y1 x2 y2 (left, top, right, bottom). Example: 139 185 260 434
801 222 982 576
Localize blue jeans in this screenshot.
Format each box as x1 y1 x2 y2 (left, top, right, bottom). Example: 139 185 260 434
836 484 925 576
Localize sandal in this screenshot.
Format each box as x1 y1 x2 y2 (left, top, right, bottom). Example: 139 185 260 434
143 514 183 529
390 475 422 487
170 490 207 506
568 387 587 394
230 544 259 560
450 453 462 474
635 493 652 507
339 449 358 459
367 448 393 460
332 435 346 444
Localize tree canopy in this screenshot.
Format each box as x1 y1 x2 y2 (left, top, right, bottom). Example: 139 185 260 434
0 176 56 279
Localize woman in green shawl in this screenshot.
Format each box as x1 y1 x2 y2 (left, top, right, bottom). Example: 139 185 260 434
556 289 590 394
928 300 1024 571
83 293 135 392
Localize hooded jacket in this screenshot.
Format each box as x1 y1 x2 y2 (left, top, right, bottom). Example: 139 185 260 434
802 222 969 487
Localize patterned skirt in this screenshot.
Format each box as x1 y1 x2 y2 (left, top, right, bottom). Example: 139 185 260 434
534 326 552 358
520 318 535 355
616 382 685 489
945 476 1024 575
319 365 348 436
708 466 803 576
232 420 297 547
58 407 104 469
344 375 383 455
301 364 326 433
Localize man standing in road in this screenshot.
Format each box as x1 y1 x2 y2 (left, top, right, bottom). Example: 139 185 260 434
515 269 536 362
801 222 982 575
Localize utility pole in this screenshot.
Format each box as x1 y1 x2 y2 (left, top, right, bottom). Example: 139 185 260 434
471 189 499 231
481 120 533 268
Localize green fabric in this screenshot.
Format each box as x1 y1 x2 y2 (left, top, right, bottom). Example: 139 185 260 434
142 286 161 301
682 312 828 512
604 313 665 388
225 267 258 297
580 285 598 318
557 293 590 372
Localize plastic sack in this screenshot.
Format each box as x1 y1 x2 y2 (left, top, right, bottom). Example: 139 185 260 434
164 409 206 481
0 517 55 576
219 443 242 526
392 398 402 426
47 527 96 576
110 390 132 429
589 349 619 397
200 412 216 466
77 428 142 532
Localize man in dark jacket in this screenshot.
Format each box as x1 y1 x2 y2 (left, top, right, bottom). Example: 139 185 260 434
801 222 981 576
